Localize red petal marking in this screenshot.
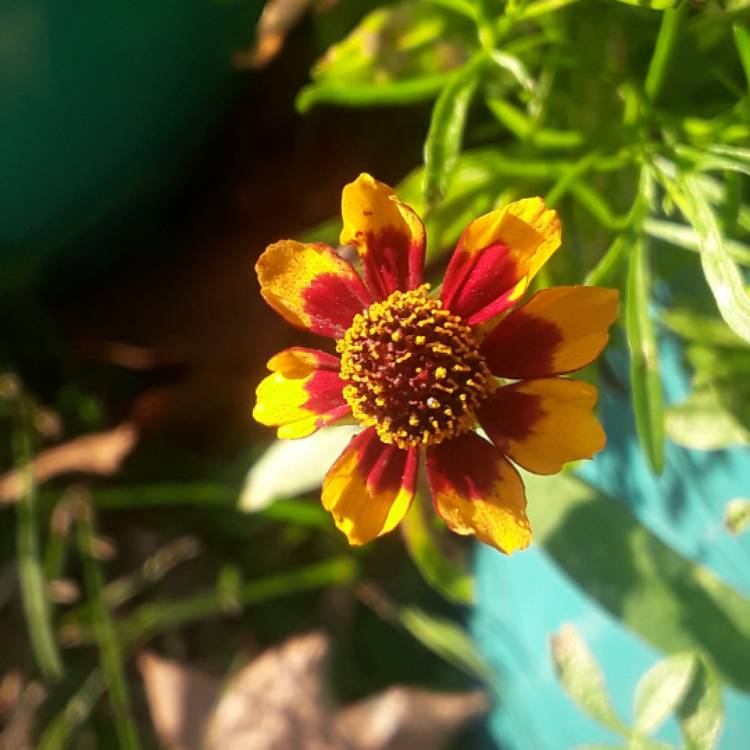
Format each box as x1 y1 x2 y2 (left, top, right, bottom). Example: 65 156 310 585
480 286 620 379
256 240 372 338
477 378 605 475
302 271 373 338
340 174 425 299
322 428 418 545
426 431 499 501
440 242 523 325
426 431 530 554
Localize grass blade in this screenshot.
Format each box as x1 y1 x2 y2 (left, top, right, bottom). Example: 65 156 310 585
76 499 141 750
626 236 665 474
423 55 484 209
644 2 688 104
13 399 63 682
733 23 750 91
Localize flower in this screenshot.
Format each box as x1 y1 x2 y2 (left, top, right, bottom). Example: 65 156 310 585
253 174 619 553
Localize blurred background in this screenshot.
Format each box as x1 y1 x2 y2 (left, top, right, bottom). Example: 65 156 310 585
1 0 749 748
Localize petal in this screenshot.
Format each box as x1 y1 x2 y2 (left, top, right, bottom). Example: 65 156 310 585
477 378 606 475
480 285 619 378
256 240 372 337
322 428 418 545
340 173 425 299
426 431 530 554
440 197 561 324
253 348 350 439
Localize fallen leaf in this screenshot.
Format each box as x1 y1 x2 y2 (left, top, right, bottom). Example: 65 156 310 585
138 632 487 750
0 423 138 504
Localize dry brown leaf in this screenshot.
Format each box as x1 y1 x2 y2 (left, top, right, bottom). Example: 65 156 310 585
0 423 138 504
334 687 489 750
137 652 221 750
139 632 488 750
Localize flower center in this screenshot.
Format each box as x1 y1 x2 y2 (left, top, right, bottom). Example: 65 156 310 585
337 285 493 449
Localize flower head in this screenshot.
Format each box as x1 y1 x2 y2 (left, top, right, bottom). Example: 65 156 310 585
253 174 619 553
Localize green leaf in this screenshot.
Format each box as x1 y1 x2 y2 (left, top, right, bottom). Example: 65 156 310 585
733 23 750 91
644 3 688 104
423 56 484 208
401 489 475 605
644 218 750 268
724 498 750 535
527 471 750 693
677 656 724 750
358 584 491 682
665 172 750 344
626 236 665 474
550 624 628 735
660 308 747 348
665 387 750 450
634 652 697 735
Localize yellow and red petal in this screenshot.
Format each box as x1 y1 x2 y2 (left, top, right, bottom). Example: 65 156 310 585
340 173 425 299
256 240 373 337
480 285 619 379
477 378 605 475
322 427 418 546
253 347 350 439
440 197 561 325
425 431 530 554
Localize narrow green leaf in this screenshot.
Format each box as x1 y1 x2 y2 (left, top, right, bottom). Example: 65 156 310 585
401 489 475 605
76 502 141 750
724 498 750 535
296 73 453 112
527 471 750 692
358 584 490 682
634 652 697 734
677 656 724 750
668 173 750 344
644 218 750 268
660 308 749 347
644 3 688 104
423 56 484 208
665 388 750 450
733 23 750 91
13 399 64 682
626 236 665 474
550 624 629 735
585 236 629 286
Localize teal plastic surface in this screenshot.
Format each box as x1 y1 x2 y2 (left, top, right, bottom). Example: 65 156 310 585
473 338 750 749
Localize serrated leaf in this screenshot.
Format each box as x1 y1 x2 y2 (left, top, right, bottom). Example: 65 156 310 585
423 56 483 208
677 656 724 750
724 498 750 535
634 652 697 735
550 624 628 735
526 471 750 693
626 236 665 474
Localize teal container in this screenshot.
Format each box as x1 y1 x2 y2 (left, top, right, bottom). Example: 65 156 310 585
0 0 264 267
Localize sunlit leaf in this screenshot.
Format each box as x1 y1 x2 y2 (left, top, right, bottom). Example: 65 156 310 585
634 652 697 735
550 624 628 735
423 56 484 208
664 172 750 344
724 498 750 535
665 387 750 450
527 471 750 693
733 23 750 91
626 235 665 474
677 655 724 750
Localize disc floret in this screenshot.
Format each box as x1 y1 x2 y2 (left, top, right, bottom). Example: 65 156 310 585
337 285 493 449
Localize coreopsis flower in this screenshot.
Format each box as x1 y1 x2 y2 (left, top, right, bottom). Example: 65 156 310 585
253 174 618 553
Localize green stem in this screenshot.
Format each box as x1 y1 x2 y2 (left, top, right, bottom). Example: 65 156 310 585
644 2 688 105
14 398 63 682
76 502 141 750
